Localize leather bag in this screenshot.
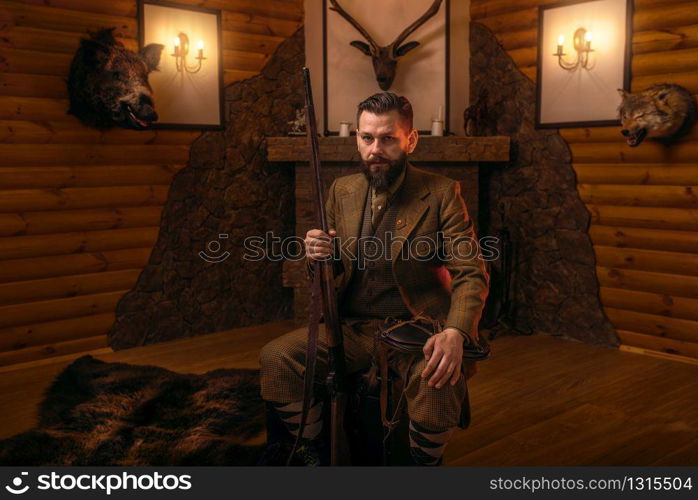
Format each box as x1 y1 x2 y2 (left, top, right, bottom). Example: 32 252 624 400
373 315 490 436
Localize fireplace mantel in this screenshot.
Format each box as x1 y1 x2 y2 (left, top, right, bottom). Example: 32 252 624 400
266 136 510 163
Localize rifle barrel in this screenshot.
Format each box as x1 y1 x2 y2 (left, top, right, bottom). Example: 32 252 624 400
302 67 349 465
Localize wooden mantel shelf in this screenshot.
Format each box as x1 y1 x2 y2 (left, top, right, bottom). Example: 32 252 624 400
266 136 510 163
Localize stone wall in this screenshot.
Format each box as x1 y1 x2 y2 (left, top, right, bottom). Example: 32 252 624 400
470 22 618 345
108 29 305 349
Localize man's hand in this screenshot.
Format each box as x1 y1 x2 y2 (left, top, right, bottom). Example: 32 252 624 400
421 328 464 389
305 228 337 261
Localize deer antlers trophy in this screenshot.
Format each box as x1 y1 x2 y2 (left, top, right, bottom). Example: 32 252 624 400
329 0 444 91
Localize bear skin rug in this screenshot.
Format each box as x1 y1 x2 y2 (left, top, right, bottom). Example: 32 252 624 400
0 355 265 466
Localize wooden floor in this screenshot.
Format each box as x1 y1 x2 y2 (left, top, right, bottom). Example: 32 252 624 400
1 321 697 466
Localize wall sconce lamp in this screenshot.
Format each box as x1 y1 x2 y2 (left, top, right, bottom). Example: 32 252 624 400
171 32 206 73
554 27 594 71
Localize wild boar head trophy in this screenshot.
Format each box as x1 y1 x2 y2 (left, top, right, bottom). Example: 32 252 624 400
67 28 164 129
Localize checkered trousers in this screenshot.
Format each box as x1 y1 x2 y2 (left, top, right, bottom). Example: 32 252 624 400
259 319 470 432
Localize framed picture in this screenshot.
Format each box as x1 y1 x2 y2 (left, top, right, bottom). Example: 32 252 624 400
138 0 224 129
323 0 450 136
536 0 633 128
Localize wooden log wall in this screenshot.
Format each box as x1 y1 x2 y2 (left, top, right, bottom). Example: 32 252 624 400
0 0 303 366
472 0 698 362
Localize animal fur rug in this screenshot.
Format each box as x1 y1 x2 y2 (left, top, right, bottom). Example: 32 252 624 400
0 355 265 466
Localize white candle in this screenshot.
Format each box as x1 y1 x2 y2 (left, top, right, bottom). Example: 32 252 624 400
339 121 351 137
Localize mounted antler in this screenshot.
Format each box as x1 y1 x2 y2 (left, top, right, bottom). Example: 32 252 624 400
329 0 443 90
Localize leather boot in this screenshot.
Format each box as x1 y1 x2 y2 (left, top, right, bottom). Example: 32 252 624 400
255 402 293 466
407 447 444 466
255 402 328 466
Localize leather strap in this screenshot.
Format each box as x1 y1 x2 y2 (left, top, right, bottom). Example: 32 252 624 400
378 339 417 442
378 343 391 430
286 262 322 465
376 315 445 441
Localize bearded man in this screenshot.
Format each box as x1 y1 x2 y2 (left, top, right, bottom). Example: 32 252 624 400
258 92 489 466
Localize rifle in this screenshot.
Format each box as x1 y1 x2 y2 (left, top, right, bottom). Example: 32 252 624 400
286 67 349 466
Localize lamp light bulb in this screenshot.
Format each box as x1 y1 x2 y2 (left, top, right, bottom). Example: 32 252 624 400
173 37 180 47
557 34 564 46
197 40 204 49
585 31 592 42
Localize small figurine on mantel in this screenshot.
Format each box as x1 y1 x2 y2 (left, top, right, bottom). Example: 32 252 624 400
463 89 490 137
287 108 307 136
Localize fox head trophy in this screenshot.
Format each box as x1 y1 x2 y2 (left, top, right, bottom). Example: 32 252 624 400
329 0 443 91
67 28 164 129
617 84 696 147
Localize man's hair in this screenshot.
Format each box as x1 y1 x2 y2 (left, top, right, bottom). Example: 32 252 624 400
356 92 413 132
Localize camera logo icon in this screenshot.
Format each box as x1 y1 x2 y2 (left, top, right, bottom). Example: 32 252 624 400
5 472 29 495
199 234 231 263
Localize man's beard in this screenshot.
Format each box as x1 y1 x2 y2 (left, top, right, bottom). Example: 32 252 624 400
361 153 407 191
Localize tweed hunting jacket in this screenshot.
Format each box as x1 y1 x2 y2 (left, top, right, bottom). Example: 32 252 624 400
307 161 490 340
